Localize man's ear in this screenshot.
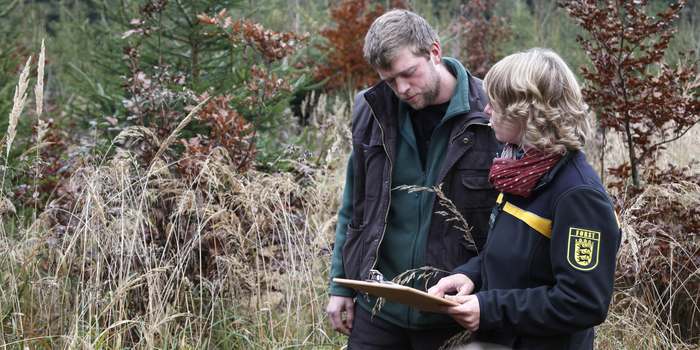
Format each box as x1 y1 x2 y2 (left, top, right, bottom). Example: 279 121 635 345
430 41 442 64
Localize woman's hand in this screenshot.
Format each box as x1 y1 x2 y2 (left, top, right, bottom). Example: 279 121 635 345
444 294 481 332
427 273 474 298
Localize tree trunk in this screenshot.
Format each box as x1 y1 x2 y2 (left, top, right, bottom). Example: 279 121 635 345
624 117 640 188
599 125 606 184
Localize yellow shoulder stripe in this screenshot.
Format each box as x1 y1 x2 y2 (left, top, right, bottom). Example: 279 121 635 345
496 193 552 239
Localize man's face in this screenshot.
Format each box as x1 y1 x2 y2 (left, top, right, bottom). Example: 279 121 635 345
376 47 441 110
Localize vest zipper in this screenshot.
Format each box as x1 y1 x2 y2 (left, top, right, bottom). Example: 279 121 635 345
366 102 392 274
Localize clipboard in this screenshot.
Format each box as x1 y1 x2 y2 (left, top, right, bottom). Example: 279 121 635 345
333 278 459 313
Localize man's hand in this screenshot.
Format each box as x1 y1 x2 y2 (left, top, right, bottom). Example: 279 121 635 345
427 273 474 298
443 294 481 332
326 295 355 335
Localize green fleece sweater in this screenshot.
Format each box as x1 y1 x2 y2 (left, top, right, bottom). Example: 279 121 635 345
329 58 472 329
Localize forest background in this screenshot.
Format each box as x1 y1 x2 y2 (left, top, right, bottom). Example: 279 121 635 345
0 0 698 348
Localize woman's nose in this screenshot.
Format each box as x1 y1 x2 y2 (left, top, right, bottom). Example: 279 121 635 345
484 103 493 116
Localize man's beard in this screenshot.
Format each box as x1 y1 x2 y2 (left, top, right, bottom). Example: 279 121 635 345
411 69 441 110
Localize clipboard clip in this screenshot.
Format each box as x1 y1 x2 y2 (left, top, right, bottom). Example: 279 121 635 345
366 269 395 285
363 269 395 302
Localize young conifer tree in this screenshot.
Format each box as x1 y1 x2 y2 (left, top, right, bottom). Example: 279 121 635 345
54 0 309 168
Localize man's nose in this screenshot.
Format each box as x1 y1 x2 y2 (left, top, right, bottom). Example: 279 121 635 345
396 78 410 95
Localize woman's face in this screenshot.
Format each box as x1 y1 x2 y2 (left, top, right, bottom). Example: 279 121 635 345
485 103 524 145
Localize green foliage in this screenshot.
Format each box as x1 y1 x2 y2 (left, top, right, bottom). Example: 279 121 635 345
0 1 42 147
495 0 589 79
47 0 314 169
50 1 133 124
0 36 21 135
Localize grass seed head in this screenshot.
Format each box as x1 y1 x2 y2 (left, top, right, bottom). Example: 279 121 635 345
4 55 32 158
35 39 45 118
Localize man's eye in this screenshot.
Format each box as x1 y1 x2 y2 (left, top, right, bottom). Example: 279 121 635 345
402 68 416 78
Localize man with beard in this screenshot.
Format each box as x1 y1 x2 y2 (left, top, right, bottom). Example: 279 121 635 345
326 9 501 349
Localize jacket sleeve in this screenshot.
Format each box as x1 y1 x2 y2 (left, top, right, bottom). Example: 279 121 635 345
328 153 356 297
475 187 620 335
454 253 483 292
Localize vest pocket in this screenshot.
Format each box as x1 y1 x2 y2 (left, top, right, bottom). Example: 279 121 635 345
459 174 495 208
461 174 491 189
342 225 366 280
361 143 384 199
456 150 494 170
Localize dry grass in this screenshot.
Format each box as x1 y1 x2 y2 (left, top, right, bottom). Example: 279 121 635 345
596 181 700 349
1 139 349 348
592 132 700 349
3 56 31 160
586 125 700 179
34 40 45 119
0 45 352 348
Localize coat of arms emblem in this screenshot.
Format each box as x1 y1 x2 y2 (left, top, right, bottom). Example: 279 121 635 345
567 228 601 271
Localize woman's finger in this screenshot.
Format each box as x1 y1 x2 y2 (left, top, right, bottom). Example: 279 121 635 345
444 294 470 304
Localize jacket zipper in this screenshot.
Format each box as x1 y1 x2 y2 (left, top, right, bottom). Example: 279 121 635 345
366 102 392 274
482 195 506 285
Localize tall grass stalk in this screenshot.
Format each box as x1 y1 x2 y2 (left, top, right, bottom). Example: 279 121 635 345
29 39 47 223
34 40 44 119
2 55 32 195
3 55 31 159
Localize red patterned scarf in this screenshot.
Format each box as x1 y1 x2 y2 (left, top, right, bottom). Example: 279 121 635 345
488 147 563 198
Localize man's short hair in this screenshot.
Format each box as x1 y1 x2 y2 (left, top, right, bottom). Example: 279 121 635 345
484 48 591 154
363 9 439 69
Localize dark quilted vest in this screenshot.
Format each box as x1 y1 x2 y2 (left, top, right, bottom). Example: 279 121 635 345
342 75 501 282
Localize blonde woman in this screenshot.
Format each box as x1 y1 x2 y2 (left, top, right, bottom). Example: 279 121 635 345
429 48 620 349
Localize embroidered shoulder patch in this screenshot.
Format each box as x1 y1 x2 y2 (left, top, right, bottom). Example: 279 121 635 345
567 227 601 271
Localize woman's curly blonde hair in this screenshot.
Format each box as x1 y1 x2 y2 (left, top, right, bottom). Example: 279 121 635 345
484 48 591 154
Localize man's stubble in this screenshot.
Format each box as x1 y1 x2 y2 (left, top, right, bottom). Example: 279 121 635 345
412 64 441 111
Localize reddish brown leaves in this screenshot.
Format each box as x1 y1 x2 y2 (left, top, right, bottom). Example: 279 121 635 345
453 0 511 78
561 0 700 188
314 0 402 92
565 1 700 340
244 65 292 109
179 94 256 177
198 10 308 63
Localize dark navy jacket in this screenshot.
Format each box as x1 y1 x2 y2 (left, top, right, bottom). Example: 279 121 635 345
456 151 621 349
